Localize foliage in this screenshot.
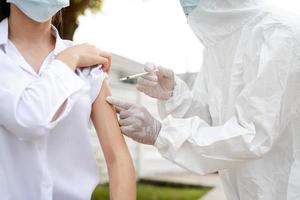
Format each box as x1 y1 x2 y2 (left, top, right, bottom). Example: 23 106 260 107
69 0 102 16
57 0 102 39
91 183 210 200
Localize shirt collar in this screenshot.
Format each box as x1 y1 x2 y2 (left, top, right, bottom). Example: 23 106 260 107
0 18 9 46
0 18 69 76
51 25 69 56
0 18 67 54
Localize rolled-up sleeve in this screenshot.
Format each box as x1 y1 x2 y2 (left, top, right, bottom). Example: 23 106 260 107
0 60 85 141
76 66 106 103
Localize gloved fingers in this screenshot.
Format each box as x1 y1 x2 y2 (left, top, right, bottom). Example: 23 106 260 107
141 73 158 82
159 92 173 100
135 137 146 144
120 125 139 135
157 66 174 78
119 110 133 119
114 105 124 113
144 62 157 73
136 85 159 98
122 131 140 141
119 117 134 126
106 96 133 110
137 77 157 87
136 84 151 94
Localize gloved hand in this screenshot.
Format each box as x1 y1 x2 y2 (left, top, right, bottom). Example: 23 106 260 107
136 63 175 100
106 96 161 145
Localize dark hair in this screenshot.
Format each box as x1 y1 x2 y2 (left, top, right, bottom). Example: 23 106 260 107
0 1 10 21
53 10 63 36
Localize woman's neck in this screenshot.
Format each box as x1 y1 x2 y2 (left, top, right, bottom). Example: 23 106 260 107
8 5 53 44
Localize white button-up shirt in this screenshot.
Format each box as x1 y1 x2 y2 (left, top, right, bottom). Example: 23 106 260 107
0 18 104 200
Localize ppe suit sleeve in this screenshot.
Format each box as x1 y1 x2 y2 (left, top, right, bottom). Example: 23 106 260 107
0 60 85 141
155 32 297 174
157 58 212 125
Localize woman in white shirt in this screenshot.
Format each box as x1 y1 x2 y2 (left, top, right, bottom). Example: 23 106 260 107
0 1 136 200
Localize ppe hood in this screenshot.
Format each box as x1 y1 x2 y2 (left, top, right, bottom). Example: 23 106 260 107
188 0 266 46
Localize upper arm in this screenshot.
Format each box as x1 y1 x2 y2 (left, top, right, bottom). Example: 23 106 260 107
91 80 131 164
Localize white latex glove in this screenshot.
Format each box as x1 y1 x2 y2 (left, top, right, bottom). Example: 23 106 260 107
106 96 161 145
136 63 175 100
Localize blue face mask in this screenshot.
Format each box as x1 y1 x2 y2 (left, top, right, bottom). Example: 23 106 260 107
179 0 200 17
7 0 69 23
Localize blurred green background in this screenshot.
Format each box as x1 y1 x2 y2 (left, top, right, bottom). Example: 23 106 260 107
91 183 210 200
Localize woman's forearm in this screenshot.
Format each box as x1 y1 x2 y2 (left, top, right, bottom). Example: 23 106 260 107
106 153 136 200
105 151 136 199
91 80 136 200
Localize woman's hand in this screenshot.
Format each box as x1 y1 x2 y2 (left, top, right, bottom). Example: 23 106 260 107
56 43 112 72
97 49 112 73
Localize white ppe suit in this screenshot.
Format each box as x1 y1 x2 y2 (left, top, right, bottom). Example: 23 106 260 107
155 0 300 199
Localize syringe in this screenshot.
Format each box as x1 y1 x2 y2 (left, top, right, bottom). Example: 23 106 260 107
120 69 158 81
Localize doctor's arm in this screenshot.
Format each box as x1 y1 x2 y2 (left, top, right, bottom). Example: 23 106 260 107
91 80 136 200
155 34 296 174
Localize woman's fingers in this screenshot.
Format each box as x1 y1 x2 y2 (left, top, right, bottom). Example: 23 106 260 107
56 43 113 71
97 56 109 69
69 44 112 72
98 50 112 73
75 55 108 68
